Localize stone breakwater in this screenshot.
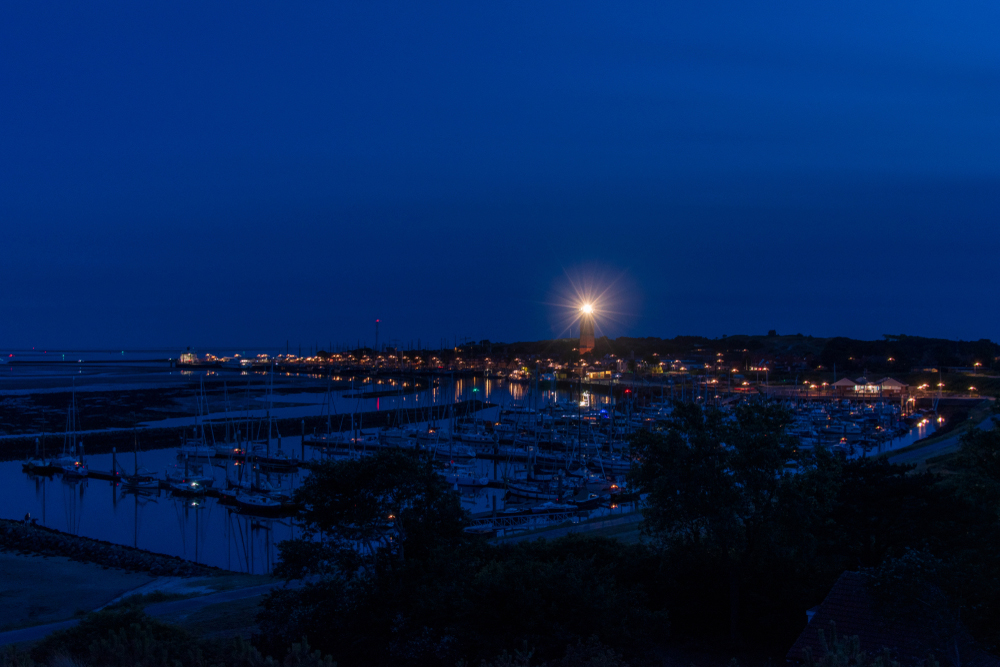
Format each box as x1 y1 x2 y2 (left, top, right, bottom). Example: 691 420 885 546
0 519 222 577
0 398 494 462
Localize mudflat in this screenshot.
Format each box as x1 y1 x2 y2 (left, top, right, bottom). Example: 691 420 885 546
0 551 154 631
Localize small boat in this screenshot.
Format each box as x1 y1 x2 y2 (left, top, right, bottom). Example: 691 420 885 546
453 431 497 445
168 478 207 495
587 456 632 475
217 488 240 504
53 383 84 472
123 470 160 490
178 442 215 458
22 458 47 473
440 462 489 487
179 379 216 457
62 461 89 478
227 477 277 495
235 492 284 515
22 438 46 472
571 493 609 510
505 481 560 501
124 434 159 489
48 454 77 468
166 464 214 488
434 443 477 459
252 448 300 468
304 432 352 447
214 443 242 457
530 502 576 514
165 466 215 495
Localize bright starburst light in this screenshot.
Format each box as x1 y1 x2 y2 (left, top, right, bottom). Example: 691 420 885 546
542 266 636 340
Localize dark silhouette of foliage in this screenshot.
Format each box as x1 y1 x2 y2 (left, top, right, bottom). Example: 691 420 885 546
23 606 335 667
292 449 468 570
630 402 840 642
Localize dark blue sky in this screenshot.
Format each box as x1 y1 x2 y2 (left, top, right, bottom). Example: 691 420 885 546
3 2 999 349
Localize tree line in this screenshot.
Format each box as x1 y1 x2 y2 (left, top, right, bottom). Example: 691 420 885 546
8 401 1000 667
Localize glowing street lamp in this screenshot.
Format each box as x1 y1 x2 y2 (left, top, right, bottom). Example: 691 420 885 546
580 303 594 314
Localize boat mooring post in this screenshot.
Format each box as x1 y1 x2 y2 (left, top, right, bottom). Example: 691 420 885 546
112 447 116 478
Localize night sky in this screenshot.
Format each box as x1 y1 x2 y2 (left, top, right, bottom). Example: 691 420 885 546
3 2 999 350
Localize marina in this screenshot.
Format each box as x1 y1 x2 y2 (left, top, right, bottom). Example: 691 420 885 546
1 355 939 574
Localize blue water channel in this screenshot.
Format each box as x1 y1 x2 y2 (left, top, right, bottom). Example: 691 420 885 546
0 366 935 573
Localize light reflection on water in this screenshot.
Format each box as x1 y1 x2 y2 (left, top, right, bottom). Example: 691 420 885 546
0 437 537 573
846 418 937 459
1 368 935 572
0 378 597 574
0 445 303 574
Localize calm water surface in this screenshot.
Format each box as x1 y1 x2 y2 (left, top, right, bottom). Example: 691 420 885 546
0 367 934 573
0 375 579 574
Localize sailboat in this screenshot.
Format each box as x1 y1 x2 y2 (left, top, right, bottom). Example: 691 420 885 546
178 378 215 457
303 372 343 447
49 383 81 469
165 456 213 492
234 491 284 515
248 364 300 468
22 437 46 472
61 444 89 479
440 460 489 487
123 431 159 490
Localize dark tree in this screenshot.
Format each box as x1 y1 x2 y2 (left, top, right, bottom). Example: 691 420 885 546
954 418 1000 518
290 449 467 570
630 402 839 642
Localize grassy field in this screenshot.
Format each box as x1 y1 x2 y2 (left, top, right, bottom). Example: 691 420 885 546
495 511 644 544
0 552 155 632
0 548 278 637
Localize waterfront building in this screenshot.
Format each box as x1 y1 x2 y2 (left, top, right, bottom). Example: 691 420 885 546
833 376 908 398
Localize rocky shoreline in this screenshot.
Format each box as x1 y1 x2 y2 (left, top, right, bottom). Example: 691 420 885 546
0 519 222 577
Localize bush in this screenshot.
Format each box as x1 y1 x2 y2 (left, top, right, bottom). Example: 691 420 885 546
26 607 335 667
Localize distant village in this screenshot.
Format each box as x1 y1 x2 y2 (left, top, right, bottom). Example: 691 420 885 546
179 331 1000 401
